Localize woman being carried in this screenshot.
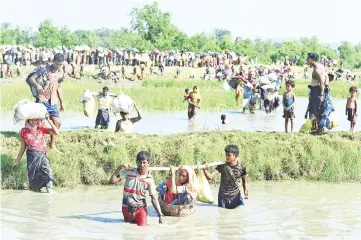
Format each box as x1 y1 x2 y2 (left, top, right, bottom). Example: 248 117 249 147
157 166 198 205
13 113 59 193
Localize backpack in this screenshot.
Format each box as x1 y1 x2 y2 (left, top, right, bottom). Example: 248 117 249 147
25 66 49 98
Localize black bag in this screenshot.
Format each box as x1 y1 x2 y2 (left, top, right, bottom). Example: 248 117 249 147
25 67 49 98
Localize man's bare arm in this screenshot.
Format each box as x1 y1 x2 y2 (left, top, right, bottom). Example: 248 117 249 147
29 73 42 90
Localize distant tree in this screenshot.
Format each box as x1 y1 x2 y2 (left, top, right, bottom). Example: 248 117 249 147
338 42 357 69
74 30 99 48
131 2 179 48
59 27 78 48
35 20 61 48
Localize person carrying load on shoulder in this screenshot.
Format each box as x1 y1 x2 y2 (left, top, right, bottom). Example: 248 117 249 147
110 151 164 226
27 53 65 149
203 145 249 209
157 166 198 205
93 86 116 130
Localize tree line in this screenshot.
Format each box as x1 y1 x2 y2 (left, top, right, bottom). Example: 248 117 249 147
1 2 360 69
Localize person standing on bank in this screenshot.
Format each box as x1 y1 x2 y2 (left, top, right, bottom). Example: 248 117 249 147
306 52 329 133
29 53 65 149
13 113 59 193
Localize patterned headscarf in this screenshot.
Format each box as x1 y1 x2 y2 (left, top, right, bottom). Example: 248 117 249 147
177 166 199 200
25 119 43 131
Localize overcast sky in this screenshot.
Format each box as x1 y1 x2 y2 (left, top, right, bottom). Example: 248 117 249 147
1 0 360 44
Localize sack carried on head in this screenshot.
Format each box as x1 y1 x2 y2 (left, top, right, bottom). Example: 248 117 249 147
13 99 47 124
112 94 134 114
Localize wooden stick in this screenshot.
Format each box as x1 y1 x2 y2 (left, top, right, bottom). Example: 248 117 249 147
148 161 224 171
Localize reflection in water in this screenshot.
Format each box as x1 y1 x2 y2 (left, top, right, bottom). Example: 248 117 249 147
1 182 361 239
1 97 360 134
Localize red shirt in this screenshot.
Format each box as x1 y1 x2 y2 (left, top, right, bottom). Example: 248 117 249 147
20 127 50 151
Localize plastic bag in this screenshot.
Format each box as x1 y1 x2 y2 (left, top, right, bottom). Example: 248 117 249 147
265 72 277 81
222 80 230 91
112 94 134 114
299 119 313 133
259 76 271 85
196 170 214 204
79 89 93 103
83 96 97 118
13 99 47 124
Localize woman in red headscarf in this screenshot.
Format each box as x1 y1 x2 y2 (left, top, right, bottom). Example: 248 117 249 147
13 113 59 192
157 166 198 205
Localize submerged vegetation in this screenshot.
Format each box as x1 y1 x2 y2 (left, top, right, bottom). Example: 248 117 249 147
1 130 360 189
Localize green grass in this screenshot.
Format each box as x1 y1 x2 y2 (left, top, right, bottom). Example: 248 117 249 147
1 130 360 189
1 77 360 114
0 80 239 113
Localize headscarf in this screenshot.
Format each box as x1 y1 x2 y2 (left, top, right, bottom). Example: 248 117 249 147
25 119 43 131
177 166 199 200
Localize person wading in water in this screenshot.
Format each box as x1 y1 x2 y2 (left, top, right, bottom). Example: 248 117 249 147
114 103 142 133
94 86 116 129
13 113 59 193
110 151 164 226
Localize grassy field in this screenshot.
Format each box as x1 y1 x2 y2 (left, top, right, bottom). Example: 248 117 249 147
1 75 360 114
1 130 360 189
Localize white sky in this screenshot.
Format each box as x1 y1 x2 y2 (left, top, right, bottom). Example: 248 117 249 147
1 0 360 44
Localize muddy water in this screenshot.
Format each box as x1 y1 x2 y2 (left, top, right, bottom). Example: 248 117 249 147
1 182 361 240
1 97 360 134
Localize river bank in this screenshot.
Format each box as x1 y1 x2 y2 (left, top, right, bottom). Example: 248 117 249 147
1 130 360 189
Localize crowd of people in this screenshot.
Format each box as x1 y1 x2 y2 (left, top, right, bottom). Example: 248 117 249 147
1 45 251 70
10 51 358 227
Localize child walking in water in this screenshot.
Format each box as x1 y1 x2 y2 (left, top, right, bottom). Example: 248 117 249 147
187 86 201 120
282 80 296 133
221 114 231 124
346 86 358 133
203 145 248 209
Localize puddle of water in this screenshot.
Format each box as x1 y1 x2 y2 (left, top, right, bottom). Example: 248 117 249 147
1 182 361 239
1 97 360 134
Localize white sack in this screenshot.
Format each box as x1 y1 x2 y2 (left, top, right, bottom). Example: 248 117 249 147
112 94 134 114
13 99 47 124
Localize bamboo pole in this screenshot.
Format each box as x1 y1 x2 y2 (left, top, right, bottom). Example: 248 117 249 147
148 161 224 171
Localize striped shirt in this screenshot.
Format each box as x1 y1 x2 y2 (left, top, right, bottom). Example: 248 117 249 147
216 162 247 199
118 168 157 203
